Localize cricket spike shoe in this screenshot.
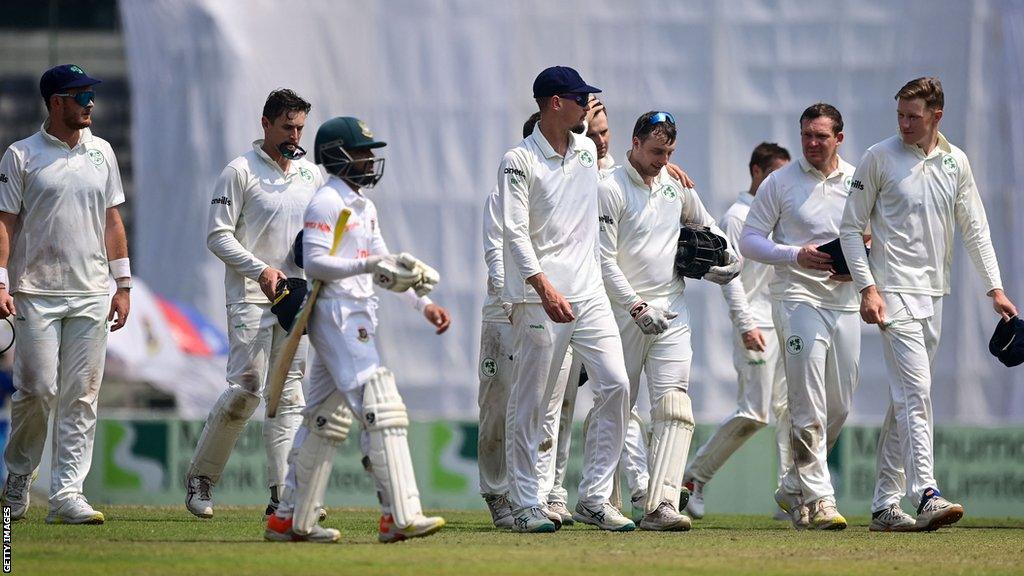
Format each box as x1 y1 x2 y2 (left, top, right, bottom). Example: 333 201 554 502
572 501 636 532
808 497 847 531
1 470 37 521
774 488 810 530
510 506 557 533
378 513 446 543
484 493 514 528
546 501 574 527
683 480 704 519
185 475 214 519
639 501 692 531
869 503 917 532
45 496 105 525
914 488 964 531
264 514 340 543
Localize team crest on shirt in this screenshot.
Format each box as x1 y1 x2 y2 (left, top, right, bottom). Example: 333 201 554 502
87 149 104 166
357 327 371 343
481 357 498 377
941 154 958 174
659 184 678 201
844 176 853 192
578 150 595 168
298 167 314 184
786 335 804 355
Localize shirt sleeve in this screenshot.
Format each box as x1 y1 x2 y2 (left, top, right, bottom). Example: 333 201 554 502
302 195 372 282
598 178 638 310
0 147 23 215
954 155 1002 294
104 144 126 208
739 175 800 264
840 150 879 293
499 149 542 281
206 165 268 280
482 187 505 296
718 211 756 333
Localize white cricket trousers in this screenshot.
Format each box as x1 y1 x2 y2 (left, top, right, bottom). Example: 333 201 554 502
4 294 108 507
687 326 791 487
477 319 514 496
871 293 943 512
773 300 859 503
613 291 692 407
506 295 630 510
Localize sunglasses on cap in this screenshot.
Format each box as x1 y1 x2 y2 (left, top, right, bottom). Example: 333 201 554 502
54 91 95 108
557 93 590 107
647 111 676 126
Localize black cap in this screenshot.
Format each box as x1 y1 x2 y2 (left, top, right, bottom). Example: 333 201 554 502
532 66 601 98
989 315 1024 367
39 64 102 101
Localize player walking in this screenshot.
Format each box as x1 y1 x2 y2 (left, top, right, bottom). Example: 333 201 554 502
840 77 1017 532
740 104 859 530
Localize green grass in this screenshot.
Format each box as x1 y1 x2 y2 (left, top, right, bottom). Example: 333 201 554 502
9 506 1024 575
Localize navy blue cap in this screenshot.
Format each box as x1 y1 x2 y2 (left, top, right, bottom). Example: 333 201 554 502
40 64 102 100
532 66 601 98
990 315 1024 367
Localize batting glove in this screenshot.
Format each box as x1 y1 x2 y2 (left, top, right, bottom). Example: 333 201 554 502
397 253 440 297
371 254 422 293
629 299 678 335
704 252 741 285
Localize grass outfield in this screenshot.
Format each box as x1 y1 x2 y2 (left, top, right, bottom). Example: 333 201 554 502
9 506 1024 575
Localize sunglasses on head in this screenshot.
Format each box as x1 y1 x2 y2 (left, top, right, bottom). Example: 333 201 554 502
647 111 676 126
54 91 95 108
558 93 590 107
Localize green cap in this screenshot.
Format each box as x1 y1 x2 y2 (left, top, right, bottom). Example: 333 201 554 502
314 116 386 164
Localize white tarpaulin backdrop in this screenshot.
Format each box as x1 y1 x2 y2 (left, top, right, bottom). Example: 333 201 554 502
120 0 1024 423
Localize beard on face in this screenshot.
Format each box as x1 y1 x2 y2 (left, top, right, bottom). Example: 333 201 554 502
63 105 91 129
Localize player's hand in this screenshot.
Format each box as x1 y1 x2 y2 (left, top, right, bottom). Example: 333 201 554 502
258 267 288 302
528 273 574 323
666 163 696 188
586 95 605 122
860 285 887 328
371 254 422 293
423 303 450 334
109 288 131 332
990 289 1018 320
0 289 15 319
629 299 677 335
741 327 767 352
796 245 833 271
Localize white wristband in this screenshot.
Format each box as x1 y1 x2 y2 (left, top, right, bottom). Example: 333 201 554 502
0 267 8 289
109 258 131 279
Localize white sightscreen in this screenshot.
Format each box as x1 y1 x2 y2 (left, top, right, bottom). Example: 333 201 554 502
120 0 1024 423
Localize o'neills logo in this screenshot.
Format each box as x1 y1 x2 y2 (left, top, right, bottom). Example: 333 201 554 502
504 167 526 179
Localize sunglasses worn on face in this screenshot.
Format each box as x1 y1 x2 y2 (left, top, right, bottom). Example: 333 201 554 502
648 111 676 126
54 91 95 108
558 93 589 107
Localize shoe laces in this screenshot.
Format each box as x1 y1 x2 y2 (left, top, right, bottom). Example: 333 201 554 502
814 498 838 515
5 474 29 499
879 504 908 522
191 476 213 500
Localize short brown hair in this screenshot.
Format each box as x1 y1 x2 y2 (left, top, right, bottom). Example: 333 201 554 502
749 142 790 176
262 89 311 122
895 77 944 110
799 103 843 136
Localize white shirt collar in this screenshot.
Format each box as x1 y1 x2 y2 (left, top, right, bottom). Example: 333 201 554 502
39 119 93 149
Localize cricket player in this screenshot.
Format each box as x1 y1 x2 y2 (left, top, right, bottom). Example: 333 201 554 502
740 103 859 530
501 66 635 532
265 116 450 543
840 77 1017 532
599 110 740 531
186 89 327 519
684 142 794 519
0 64 130 524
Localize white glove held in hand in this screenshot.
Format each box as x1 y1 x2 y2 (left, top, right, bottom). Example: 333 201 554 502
396 253 440 297
629 299 678 335
705 252 741 285
370 254 422 293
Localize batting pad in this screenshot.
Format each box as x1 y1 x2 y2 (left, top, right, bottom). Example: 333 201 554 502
363 367 423 527
188 389 260 484
645 390 694 515
293 390 353 533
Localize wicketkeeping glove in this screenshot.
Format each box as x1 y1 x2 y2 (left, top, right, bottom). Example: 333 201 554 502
629 299 678 335
704 251 741 285
675 224 730 280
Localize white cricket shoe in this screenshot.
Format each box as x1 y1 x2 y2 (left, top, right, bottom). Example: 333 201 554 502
683 480 705 519
484 493 514 529
1 471 36 521
639 501 692 531
510 506 556 533
264 514 340 543
45 496 105 525
869 503 917 532
572 501 636 532
774 488 810 530
378 513 446 543
914 489 964 531
808 496 847 531
185 475 214 518
546 501 574 527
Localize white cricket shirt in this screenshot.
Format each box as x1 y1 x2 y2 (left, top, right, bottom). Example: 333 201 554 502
0 122 125 296
840 133 1002 296
719 192 773 332
499 123 604 304
598 157 725 310
744 157 859 311
207 140 324 305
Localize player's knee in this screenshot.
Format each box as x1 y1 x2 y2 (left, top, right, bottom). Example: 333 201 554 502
219 388 260 421
305 390 354 443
